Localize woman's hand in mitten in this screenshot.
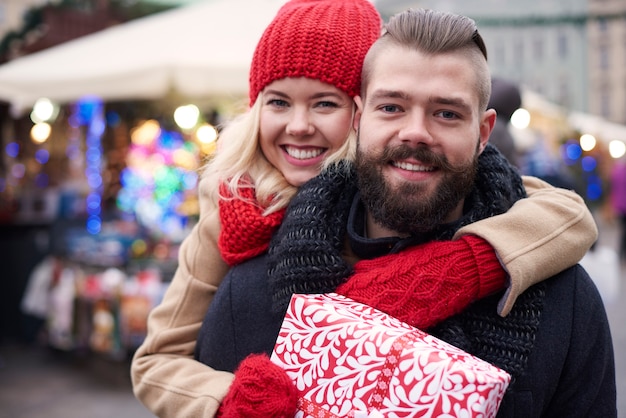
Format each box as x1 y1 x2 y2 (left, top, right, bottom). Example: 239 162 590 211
336 236 506 329
217 353 297 418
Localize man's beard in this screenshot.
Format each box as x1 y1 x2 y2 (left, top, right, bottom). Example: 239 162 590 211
355 142 478 235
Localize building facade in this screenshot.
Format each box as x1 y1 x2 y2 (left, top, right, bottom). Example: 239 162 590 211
587 0 626 124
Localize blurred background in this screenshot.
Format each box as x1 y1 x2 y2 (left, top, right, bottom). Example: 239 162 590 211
0 0 624 416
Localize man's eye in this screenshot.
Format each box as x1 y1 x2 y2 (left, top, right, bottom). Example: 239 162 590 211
381 105 400 113
437 110 458 119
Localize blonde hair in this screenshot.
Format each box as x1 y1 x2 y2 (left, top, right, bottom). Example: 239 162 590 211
201 93 357 215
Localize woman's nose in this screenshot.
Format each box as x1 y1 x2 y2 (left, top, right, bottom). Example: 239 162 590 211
286 108 315 136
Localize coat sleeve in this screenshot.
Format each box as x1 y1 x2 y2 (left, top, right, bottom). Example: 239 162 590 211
130 177 234 418
454 175 598 316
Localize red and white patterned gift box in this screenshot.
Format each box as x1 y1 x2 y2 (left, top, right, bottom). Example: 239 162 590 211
270 293 511 418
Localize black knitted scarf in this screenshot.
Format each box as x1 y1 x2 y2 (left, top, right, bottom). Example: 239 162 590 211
267 144 544 381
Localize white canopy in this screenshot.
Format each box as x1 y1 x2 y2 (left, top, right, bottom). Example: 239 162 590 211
0 0 288 114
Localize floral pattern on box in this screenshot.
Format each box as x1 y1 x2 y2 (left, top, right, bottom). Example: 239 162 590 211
270 293 511 418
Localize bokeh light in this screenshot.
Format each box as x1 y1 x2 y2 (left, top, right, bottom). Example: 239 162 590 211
35 149 50 164
11 163 26 178
510 108 530 129
6 142 19 158
579 134 596 151
565 142 582 160
131 119 161 146
31 123 51 144
581 156 597 172
173 104 200 130
196 124 218 144
609 140 626 159
31 98 59 123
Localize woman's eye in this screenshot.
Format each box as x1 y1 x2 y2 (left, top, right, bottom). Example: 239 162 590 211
267 99 289 107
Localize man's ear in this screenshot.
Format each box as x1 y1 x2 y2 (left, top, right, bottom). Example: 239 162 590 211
353 96 364 131
478 108 497 153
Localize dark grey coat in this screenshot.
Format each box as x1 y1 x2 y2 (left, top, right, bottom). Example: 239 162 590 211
195 254 616 418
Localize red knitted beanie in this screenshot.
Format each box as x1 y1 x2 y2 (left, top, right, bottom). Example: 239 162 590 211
248 0 382 105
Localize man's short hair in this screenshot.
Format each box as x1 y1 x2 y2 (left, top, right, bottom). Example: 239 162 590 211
361 8 492 110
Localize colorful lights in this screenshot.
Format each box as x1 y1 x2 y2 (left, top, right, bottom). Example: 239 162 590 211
119 119 200 240
131 119 160 146
73 97 105 235
561 139 603 203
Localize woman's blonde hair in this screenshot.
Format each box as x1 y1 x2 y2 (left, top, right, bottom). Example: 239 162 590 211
201 92 357 215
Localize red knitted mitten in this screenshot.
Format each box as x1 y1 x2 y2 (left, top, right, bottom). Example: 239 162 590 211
217 354 298 418
336 235 506 330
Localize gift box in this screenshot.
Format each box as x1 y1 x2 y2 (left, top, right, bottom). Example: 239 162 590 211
270 293 511 418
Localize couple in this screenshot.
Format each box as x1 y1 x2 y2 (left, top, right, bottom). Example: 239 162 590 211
132 1 616 417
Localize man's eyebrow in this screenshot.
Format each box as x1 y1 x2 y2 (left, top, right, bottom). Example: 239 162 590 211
429 96 472 113
368 89 411 101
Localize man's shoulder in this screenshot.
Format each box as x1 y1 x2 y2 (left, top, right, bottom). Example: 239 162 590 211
539 263 610 332
544 263 604 304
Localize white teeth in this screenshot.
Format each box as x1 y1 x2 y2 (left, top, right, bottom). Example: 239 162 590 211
393 161 434 172
284 146 324 160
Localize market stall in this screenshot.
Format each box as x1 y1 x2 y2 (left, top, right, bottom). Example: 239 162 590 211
0 0 288 115
0 0 288 354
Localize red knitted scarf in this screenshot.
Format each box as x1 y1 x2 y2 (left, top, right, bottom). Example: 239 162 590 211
218 184 285 266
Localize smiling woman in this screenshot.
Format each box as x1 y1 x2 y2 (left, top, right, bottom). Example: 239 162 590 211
259 78 355 187
130 0 384 416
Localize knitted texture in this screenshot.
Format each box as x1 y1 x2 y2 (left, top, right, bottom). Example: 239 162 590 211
217 354 297 418
268 145 525 313
268 161 357 313
268 145 539 382
430 283 545 386
335 235 506 330
248 0 382 104
218 184 285 266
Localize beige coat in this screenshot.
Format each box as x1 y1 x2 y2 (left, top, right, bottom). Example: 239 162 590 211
131 175 598 417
